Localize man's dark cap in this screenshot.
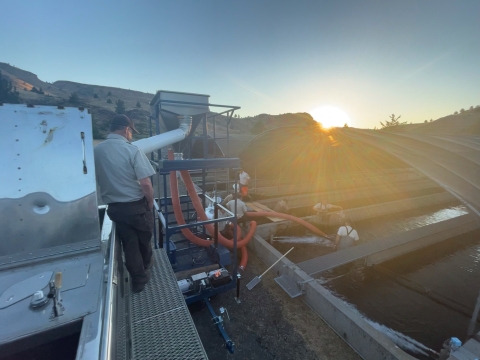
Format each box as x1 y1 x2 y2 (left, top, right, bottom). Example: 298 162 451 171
111 114 140 134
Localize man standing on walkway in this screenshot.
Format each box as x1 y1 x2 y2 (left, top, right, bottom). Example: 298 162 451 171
94 115 156 293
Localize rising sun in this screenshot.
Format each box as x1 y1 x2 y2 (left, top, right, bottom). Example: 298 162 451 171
310 106 350 128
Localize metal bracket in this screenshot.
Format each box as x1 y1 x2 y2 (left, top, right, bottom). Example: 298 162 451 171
298 278 316 294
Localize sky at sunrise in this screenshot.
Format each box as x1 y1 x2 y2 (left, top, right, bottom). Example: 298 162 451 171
1 0 479 128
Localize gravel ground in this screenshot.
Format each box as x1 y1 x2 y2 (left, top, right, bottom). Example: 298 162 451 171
190 251 360 360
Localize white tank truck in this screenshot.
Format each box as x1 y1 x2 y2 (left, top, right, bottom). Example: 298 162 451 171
0 91 240 359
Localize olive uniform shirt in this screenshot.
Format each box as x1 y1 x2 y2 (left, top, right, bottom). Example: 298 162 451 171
94 134 155 204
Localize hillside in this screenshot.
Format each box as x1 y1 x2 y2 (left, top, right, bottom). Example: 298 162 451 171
0 62 318 139
2 62 479 138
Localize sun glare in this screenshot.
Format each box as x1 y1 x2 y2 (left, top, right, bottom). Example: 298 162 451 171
310 106 350 128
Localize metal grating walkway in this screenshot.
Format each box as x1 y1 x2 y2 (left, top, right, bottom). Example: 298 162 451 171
130 249 208 360
297 214 478 276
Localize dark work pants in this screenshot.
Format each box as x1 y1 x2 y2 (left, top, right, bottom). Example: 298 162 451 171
107 198 153 285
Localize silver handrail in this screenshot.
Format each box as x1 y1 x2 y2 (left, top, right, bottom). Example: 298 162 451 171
100 222 116 360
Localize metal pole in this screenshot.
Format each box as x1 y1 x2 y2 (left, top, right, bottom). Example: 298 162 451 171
163 172 169 256
234 273 241 304
214 204 219 248
149 116 158 248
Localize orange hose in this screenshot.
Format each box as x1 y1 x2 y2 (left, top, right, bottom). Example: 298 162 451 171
178 169 256 249
246 212 329 237
169 168 211 247
167 151 255 269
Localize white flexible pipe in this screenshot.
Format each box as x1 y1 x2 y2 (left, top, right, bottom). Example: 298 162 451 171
133 128 187 154
132 115 192 154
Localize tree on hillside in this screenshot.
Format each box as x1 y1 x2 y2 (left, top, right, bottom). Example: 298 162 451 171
94 93 98 99
469 106 473 110
107 98 112 104
454 111 458 115
460 108 465 113
0 70 21 104
380 114 406 129
136 101 141 108
107 91 112 96
344 123 349 127
115 99 126 114
30 86 44 95
424 120 428 123
69 92 80 104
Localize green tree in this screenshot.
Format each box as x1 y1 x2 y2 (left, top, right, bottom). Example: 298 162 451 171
454 111 458 115
94 93 98 99
0 70 21 103
115 99 126 114
344 123 349 128
136 101 141 108
69 92 80 104
380 114 406 129
460 108 465 113
107 98 112 104
107 91 112 96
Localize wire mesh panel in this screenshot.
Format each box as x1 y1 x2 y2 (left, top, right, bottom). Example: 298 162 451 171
130 249 208 360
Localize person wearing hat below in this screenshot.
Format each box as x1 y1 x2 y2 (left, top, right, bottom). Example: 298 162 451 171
94 114 156 293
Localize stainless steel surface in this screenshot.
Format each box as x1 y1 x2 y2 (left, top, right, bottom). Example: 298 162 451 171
75 213 115 360
130 249 208 360
0 251 104 345
151 90 210 116
0 105 100 268
0 271 52 309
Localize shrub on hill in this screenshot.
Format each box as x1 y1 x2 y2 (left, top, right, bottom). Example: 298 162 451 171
0 70 21 103
115 99 126 114
69 92 80 104
30 86 44 95
107 98 112 104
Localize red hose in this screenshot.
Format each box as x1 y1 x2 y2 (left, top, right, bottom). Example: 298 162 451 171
246 212 329 237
